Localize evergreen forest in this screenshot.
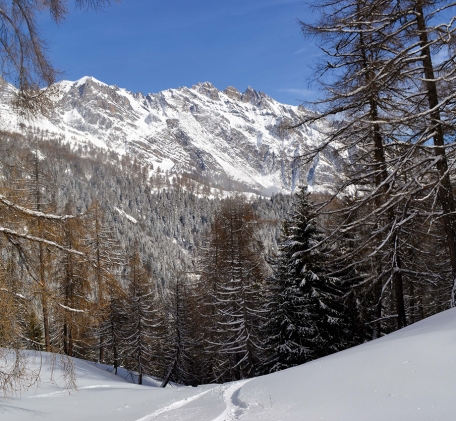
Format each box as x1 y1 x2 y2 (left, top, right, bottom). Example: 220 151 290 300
2 0 456 393
0 124 452 387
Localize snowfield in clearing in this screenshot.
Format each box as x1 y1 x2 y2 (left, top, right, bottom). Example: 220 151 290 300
2 307 456 420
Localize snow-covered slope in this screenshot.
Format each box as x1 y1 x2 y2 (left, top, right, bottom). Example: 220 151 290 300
3 308 456 420
0 77 339 194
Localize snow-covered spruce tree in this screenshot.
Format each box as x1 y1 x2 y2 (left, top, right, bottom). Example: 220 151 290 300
122 249 163 385
199 196 267 382
261 218 309 373
263 187 351 373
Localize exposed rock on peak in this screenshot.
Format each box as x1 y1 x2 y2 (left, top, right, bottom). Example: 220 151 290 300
192 82 220 101
241 86 268 106
224 86 242 101
0 76 339 194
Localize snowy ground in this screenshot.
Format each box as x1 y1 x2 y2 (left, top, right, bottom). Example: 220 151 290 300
2 307 456 420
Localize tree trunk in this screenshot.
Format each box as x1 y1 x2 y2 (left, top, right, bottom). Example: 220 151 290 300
161 355 178 388
358 14 407 330
415 1 456 304
40 242 51 352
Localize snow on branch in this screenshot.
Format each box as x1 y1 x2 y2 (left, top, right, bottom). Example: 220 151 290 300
0 227 84 256
0 194 75 220
0 288 27 300
58 304 85 313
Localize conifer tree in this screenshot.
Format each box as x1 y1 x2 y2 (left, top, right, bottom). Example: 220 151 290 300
97 279 128 374
197 209 225 383
161 272 199 387
0 0 116 395
299 0 456 322
57 203 91 357
123 249 163 385
200 196 267 381
23 147 57 351
25 310 44 351
263 188 348 373
84 200 124 362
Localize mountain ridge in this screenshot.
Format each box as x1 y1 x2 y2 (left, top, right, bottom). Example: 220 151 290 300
0 76 340 195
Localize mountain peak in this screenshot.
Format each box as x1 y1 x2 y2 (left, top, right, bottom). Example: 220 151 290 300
73 76 107 88
241 86 267 106
223 86 241 100
192 82 220 101
1 75 337 195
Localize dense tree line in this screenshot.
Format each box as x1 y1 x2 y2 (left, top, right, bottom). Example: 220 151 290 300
0 127 454 390
0 131 292 388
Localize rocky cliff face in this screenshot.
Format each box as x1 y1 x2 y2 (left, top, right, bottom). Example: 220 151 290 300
0 76 340 194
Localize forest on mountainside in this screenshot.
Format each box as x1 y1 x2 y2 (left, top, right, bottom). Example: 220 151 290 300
0 127 451 388
2 0 456 393
0 131 293 386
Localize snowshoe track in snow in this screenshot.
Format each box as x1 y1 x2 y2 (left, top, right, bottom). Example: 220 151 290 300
134 389 214 420
134 379 251 421
212 380 251 421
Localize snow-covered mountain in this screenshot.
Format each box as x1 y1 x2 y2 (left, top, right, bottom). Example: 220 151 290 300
0 76 339 194
4 306 456 420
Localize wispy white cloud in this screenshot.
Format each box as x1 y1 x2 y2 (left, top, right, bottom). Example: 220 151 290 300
294 48 308 55
278 87 316 98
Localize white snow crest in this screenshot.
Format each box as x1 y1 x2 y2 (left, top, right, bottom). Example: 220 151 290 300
114 207 138 224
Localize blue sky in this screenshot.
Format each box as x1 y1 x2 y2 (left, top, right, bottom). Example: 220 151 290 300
38 0 319 105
